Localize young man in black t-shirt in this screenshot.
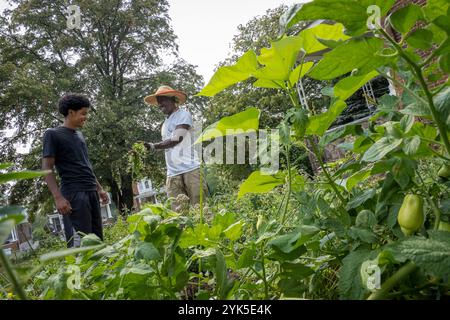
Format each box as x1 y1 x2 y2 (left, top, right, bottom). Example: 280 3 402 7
42 94 109 247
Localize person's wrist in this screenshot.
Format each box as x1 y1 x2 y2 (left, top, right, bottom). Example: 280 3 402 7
145 142 155 151
54 194 64 201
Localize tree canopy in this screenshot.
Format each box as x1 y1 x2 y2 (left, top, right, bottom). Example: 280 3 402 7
0 0 205 214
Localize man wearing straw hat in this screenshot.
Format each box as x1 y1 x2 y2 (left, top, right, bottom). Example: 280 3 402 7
144 85 207 210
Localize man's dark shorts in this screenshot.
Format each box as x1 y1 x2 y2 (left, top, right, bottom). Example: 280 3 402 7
62 190 103 247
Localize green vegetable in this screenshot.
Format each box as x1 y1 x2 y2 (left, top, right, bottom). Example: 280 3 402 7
256 215 265 232
127 142 147 181
397 194 424 236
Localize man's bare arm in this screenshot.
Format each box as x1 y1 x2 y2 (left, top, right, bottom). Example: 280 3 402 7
147 124 190 151
95 176 109 204
42 157 72 214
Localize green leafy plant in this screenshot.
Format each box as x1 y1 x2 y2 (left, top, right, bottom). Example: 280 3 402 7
194 0 450 300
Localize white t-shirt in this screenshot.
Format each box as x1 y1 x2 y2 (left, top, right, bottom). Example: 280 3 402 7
161 109 200 177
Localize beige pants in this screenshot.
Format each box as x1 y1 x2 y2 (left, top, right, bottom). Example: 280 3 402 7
166 168 208 210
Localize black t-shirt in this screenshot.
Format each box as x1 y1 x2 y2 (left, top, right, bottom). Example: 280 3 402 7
42 126 97 194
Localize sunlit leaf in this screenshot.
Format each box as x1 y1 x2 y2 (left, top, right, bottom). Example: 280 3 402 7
306 99 347 136
197 50 258 97
195 107 260 144
281 0 396 36
238 170 285 199
309 37 391 80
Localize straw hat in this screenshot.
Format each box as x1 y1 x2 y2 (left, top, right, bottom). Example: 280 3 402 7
144 85 187 106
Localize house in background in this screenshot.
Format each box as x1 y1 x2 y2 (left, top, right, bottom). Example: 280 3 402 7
2 207 36 255
132 177 164 211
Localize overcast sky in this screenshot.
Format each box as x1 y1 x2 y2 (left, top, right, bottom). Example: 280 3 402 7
168 0 310 82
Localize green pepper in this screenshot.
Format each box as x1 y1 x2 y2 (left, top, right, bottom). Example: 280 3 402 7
398 194 424 236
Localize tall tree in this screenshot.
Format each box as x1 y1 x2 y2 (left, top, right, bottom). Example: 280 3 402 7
0 0 204 213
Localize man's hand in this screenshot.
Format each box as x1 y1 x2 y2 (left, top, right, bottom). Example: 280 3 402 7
98 189 109 205
144 142 155 151
55 196 72 215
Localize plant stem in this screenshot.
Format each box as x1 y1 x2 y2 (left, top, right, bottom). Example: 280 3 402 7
0 249 27 300
153 261 176 299
416 171 442 230
379 28 450 157
281 145 292 225
376 69 428 106
199 163 204 294
367 261 417 300
260 242 269 299
308 137 347 205
200 163 204 225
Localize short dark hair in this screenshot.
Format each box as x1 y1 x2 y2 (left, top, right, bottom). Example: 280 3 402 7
58 93 91 117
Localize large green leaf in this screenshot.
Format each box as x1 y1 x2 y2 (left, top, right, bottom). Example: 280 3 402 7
195 107 260 144
423 0 450 43
237 170 285 199
196 50 258 97
333 70 379 101
346 169 372 191
268 225 319 259
389 4 424 35
0 170 50 184
338 249 377 299
348 226 378 243
179 224 212 248
423 0 450 22
237 247 256 269
347 188 377 210
134 242 161 261
406 29 434 50
215 249 235 299
253 35 302 81
254 23 349 82
433 14 450 35
362 137 403 162
297 22 350 54
252 78 285 89
309 37 391 80
401 102 432 118
403 136 421 156
434 87 450 128
281 0 396 36
223 220 244 241
0 163 13 170
306 99 347 136
279 262 314 281
288 62 314 86
40 244 106 262
387 231 450 278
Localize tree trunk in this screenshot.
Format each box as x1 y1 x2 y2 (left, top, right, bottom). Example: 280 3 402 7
119 174 134 214
305 136 321 175
109 176 134 215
